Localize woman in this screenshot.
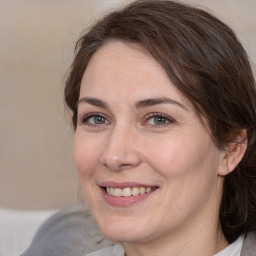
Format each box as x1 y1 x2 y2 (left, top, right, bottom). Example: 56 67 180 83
65 1 256 255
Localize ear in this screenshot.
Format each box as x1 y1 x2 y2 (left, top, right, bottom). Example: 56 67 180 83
218 129 248 176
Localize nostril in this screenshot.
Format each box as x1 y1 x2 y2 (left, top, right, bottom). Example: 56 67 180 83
119 164 135 170
100 144 142 171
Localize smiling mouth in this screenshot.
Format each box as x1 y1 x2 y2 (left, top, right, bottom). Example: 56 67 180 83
103 186 158 197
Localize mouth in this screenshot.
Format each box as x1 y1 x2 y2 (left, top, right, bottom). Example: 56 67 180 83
103 186 158 197
99 182 159 206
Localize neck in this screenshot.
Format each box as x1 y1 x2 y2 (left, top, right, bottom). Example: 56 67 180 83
123 217 229 256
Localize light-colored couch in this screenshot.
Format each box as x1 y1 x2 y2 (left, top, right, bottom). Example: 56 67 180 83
0 208 58 256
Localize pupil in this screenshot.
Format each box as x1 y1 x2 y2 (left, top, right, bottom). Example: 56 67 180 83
155 117 166 125
94 116 105 124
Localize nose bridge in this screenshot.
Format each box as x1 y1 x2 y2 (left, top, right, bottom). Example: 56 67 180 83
101 122 141 171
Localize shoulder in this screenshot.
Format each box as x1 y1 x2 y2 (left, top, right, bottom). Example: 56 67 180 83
241 232 256 256
22 203 113 256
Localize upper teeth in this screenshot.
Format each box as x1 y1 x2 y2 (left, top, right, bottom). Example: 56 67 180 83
106 187 152 197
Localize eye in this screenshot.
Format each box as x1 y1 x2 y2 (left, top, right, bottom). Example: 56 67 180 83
80 113 110 126
145 113 175 127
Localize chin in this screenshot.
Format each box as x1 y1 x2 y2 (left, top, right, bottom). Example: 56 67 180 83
96 217 154 244
102 228 149 244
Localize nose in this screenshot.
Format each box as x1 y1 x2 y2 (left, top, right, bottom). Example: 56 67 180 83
100 126 142 171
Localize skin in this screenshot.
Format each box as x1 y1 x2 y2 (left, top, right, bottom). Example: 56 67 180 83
73 41 246 256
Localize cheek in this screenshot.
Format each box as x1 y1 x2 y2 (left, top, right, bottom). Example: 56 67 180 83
143 133 220 180
73 131 103 177
145 135 222 216
142 136 190 174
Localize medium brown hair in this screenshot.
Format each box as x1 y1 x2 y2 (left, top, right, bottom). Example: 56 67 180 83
65 0 256 243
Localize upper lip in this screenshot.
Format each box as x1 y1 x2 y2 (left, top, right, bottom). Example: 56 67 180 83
100 181 159 189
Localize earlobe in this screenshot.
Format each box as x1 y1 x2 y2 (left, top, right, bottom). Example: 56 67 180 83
218 129 248 176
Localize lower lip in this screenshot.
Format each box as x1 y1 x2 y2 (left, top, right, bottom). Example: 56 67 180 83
102 188 156 207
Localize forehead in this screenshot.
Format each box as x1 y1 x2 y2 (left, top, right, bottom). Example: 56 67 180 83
80 41 189 107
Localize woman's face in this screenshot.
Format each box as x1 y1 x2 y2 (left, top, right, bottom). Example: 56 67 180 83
74 41 225 244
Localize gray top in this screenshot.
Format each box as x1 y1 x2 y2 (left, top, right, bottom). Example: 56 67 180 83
21 203 113 256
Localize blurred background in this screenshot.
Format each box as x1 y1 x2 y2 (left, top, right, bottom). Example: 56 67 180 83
1 0 255 211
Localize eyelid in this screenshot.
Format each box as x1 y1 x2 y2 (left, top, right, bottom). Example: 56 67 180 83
144 112 176 126
77 111 176 128
78 112 111 125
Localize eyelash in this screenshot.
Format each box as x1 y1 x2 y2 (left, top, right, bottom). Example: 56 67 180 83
144 113 176 127
79 113 110 126
78 112 176 128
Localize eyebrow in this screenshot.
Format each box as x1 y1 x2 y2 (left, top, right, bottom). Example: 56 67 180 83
78 96 187 110
78 97 108 109
134 97 187 110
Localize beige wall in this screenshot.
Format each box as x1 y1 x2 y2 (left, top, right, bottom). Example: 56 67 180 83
1 0 255 210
